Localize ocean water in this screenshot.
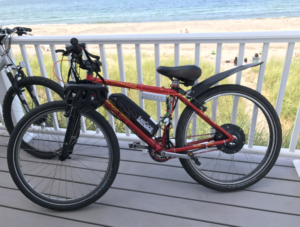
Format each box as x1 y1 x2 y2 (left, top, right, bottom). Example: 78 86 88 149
2 0 300 25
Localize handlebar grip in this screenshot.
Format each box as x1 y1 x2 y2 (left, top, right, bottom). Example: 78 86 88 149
55 49 65 53
70 38 82 55
23 27 32 32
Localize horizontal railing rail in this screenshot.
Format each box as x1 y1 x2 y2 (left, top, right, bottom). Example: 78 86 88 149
8 31 300 44
1 31 300 160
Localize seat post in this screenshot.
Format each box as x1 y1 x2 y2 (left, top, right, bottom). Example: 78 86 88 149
171 79 180 89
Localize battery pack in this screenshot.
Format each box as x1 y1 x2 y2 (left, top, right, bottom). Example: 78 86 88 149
109 94 159 137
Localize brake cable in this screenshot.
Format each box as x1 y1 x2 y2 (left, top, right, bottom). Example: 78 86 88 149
82 48 107 86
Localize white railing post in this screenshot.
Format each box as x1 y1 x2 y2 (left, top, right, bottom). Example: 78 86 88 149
174 43 180 132
99 44 115 131
231 43 245 124
35 45 51 103
135 44 148 152
154 44 161 137
117 44 130 136
37 44 60 131
20 45 34 77
275 42 295 116
248 43 269 148
135 44 144 110
50 45 64 87
211 43 222 123
289 103 300 152
0 67 12 125
7 49 24 125
12 47 32 106
192 43 200 141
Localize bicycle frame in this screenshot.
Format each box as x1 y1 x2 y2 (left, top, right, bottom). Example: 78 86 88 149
86 74 235 153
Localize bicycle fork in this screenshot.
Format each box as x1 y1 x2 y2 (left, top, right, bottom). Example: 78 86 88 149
6 66 40 113
59 108 81 161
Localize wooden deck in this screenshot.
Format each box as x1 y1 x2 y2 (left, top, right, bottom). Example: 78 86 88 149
0 131 300 227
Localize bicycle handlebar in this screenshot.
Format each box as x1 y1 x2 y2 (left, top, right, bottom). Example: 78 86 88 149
0 27 32 35
23 27 32 32
55 38 105 85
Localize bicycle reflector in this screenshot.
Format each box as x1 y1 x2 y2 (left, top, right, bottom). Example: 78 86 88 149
64 81 108 112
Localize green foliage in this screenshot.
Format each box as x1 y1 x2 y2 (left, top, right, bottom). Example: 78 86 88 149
249 57 300 148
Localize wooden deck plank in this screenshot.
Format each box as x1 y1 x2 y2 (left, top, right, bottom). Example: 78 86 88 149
1 133 300 226
0 169 300 216
0 187 226 227
0 151 299 197
0 150 300 216
100 189 300 227
0 147 300 196
0 206 102 227
0 182 299 227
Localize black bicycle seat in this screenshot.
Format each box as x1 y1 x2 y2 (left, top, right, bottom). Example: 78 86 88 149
157 65 201 86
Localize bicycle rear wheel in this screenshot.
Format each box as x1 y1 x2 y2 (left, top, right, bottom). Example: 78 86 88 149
7 101 120 211
176 85 282 191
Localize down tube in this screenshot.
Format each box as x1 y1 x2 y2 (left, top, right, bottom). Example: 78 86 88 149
104 99 161 150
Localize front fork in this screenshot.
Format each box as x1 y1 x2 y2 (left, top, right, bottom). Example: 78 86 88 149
7 69 41 115
59 108 81 161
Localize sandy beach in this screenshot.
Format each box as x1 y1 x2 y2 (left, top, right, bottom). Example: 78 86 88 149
10 17 300 64
22 17 300 35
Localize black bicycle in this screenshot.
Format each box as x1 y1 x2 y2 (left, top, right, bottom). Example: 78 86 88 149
0 27 64 158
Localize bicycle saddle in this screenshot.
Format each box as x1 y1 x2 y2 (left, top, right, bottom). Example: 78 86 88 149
156 65 201 86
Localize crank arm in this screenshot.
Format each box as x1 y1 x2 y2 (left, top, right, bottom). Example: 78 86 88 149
161 151 190 159
161 151 201 166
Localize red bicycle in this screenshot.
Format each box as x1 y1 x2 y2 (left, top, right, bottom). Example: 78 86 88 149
7 38 282 211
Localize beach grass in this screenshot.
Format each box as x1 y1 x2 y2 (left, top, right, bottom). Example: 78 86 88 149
249 57 300 149
12 53 300 148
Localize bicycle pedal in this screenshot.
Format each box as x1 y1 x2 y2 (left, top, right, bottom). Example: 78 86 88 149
129 142 148 149
188 152 201 166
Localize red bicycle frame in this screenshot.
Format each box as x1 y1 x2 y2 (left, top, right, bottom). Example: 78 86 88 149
86 74 235 153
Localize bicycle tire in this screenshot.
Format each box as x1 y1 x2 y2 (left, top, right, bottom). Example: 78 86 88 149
7 100 120 211
3 76 64 159
176 85 282 191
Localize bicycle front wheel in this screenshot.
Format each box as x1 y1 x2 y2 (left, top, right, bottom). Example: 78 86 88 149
176 85 282 191
7 101 120 211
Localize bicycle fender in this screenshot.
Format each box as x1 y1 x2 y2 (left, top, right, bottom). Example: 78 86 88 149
187 62 263 99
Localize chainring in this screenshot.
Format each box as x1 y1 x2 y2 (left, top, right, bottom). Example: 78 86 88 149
149 149 170 163
148 137 172 163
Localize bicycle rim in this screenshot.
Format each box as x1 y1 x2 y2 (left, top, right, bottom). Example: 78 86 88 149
183 91 277 185
11 106 114 205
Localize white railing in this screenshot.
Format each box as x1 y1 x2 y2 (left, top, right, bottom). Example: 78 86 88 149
1 31 300 160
